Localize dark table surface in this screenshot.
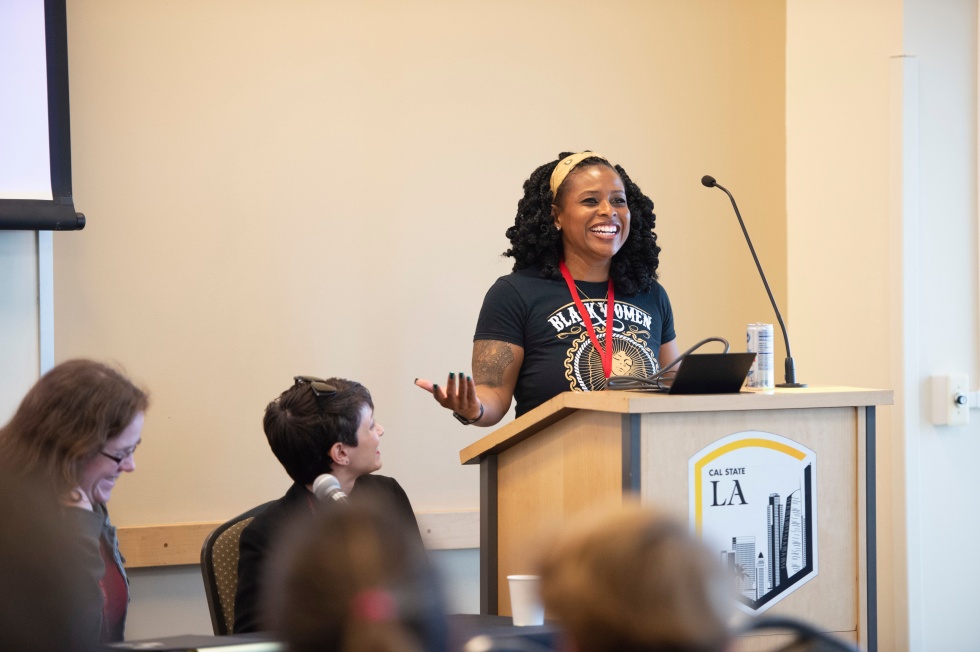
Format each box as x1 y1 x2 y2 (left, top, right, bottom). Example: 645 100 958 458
107 613 560 651
449 614 559 651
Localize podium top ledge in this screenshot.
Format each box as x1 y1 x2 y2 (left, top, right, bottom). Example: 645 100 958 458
459 386 892 465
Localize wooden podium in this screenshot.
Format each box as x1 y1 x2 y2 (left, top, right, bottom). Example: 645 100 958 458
460 387 892 651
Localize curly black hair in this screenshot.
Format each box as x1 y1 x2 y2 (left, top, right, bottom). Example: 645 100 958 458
504 152 660 296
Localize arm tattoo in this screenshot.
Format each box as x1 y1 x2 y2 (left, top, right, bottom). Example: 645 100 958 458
473 341 515 388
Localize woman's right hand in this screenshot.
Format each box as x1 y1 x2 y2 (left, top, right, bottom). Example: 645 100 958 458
417 340 523 428
415 373 483 422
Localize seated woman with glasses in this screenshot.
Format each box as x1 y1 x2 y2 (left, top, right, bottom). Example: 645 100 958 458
0 359 149 645
234 376 420 634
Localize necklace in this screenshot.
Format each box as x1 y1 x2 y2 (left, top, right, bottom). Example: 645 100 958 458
573 281 608 302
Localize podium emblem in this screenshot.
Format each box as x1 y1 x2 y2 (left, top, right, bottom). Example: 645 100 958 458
689 431 818 615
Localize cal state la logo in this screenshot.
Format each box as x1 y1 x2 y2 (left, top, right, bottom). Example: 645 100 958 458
689 431 818 615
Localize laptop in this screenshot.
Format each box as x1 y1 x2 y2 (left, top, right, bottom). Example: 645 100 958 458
665 352 757 394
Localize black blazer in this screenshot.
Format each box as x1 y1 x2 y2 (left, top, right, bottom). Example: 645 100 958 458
233 474 419 634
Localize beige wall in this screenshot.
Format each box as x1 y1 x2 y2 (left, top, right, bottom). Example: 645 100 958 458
56 1 786 530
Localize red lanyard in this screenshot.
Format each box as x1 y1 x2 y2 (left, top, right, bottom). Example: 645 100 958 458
559 261 615 379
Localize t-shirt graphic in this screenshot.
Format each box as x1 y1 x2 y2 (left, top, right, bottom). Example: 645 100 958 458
549 298 661 392
475 266 675 417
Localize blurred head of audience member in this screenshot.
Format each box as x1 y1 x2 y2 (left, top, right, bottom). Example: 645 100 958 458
263 501 447 652
539 503 733 652
0 358 148 508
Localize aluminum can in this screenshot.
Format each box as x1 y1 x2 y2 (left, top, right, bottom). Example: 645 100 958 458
746 323 774 389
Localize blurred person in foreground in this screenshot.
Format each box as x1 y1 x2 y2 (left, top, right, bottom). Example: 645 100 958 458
539 503 733 652
0 470 98 652
0 359 149 645
234 375 420 633
262 500 447 652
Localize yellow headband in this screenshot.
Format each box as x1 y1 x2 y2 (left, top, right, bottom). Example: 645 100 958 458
549 151 608 199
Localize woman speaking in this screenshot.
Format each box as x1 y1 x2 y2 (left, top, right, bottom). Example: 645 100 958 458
417 151 679 426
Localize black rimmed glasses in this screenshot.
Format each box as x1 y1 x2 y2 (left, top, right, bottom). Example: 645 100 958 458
294 375 338 412
100 446 137 465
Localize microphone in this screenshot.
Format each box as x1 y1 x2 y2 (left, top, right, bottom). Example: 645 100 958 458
312 474 349 503
701 175 805 387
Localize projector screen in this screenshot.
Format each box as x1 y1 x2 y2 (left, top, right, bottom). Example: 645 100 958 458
0 0 83 231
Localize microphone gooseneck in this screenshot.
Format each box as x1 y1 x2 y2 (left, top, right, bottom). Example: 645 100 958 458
702 176 805 388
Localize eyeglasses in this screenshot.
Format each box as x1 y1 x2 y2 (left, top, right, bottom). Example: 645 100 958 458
100 447 137 465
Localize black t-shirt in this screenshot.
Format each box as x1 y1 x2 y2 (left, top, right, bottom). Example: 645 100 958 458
474 265 676 417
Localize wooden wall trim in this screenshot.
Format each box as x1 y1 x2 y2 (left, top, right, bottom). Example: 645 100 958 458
118 508 479 569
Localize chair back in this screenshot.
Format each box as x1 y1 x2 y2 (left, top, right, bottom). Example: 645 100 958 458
739 616 861 652
200 502 274 635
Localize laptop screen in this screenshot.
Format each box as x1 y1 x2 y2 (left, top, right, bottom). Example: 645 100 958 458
666 352 756 394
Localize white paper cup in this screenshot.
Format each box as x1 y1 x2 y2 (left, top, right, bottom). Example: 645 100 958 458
507 574 544 626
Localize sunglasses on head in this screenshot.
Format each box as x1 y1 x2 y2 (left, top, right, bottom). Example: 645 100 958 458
293 375 337 397
293 376 340 415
